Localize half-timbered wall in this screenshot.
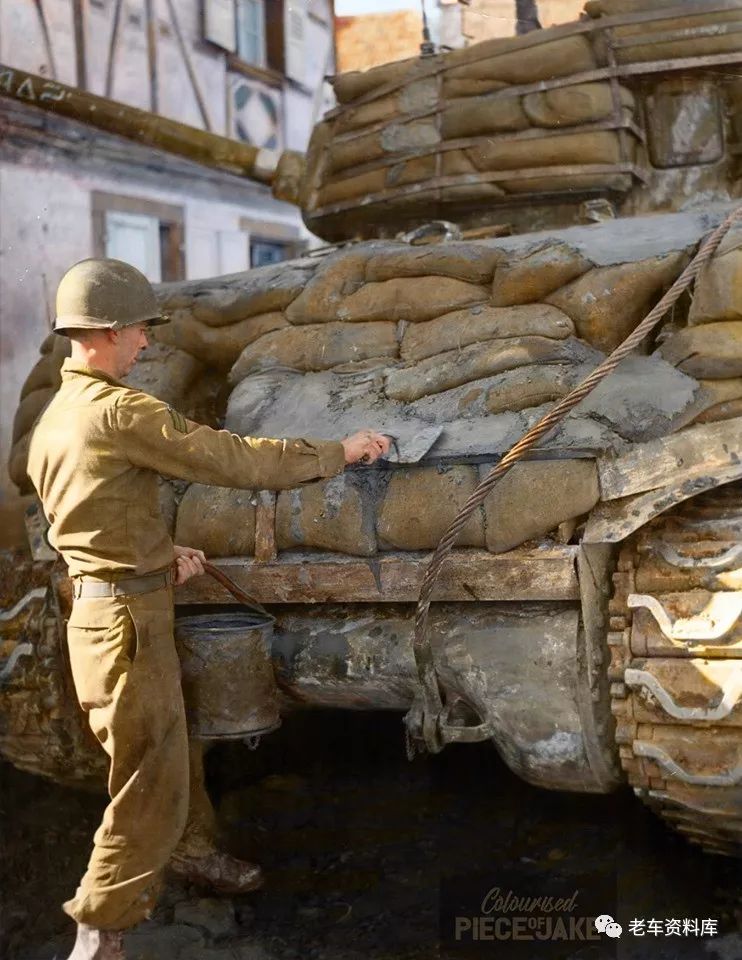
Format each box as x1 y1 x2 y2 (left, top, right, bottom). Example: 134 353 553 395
0 0 335 546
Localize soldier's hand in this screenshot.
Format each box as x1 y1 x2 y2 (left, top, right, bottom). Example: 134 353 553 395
341 430 391 465
173 545 206 585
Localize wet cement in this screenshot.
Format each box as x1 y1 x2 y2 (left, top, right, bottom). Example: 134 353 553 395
2 710 741 960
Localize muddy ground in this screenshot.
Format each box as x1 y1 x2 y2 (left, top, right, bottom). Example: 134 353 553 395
2 710 741 960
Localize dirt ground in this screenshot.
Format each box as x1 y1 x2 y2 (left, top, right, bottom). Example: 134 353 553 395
2 710 741 960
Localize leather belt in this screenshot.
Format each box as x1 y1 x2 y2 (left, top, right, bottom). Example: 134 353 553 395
73 568 174 599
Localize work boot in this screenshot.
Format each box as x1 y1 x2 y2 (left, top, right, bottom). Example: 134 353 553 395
66 923 125 960
168 850 264 894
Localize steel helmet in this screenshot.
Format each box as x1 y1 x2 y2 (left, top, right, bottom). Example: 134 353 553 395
53 258 169 335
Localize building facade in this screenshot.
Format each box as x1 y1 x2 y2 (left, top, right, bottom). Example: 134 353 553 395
0 0 334 545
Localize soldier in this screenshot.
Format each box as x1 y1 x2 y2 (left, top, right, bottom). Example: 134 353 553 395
26 258 391 960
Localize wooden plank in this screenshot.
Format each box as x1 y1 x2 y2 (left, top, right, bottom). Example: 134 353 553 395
584 463 742 544
105 0 124 97
598 419 742 502
311 163 643 219
71 0 87 90
176 548 580 605
254 491 277 563
144 0 159 114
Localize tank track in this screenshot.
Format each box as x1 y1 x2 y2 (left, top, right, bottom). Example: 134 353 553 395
609 481 742 857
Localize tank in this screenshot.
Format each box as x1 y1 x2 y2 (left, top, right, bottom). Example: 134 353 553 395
2 0 742 859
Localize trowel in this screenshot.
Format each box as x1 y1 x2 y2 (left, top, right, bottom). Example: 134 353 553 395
382 425 444 464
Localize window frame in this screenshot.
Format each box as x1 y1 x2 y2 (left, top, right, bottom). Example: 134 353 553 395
92 192 185 283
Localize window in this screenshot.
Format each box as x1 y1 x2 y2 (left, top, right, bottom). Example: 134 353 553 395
92 193 185 282
105 212 162 282
250 239 290 267
236 0 267 68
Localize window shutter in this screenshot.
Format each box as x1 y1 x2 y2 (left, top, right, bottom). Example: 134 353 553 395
284 1 307 85
265 0 285 73
203 0 237 52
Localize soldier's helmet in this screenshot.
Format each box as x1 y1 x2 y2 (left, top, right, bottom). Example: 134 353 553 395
53 258 169 335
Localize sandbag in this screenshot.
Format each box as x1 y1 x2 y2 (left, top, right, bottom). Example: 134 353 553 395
469 131 627 172
698 377 742 407
365 243 503 285
481 459 600 553
611 10 742 64
523 83 634 128
316 169 388 207
175 485 256 557
155 310 290 370
377 466 485 550
123 342 203 409
335 93 398 133
585 0 684 16
331 58 423 104
385 336 581 402
694 401 742 424
8 432 32 493
658 321 742 379
546 252 687 352
688 229 742 324
286 252 368 325
327 119 439 175
492 242 592 306
229 321 398 383
20 336 70 400
337 276 490 324
498 173 633 195
442 78 509 98
440 95 530 139
446 34 596 85
276 473 376 556
400 303 574 362
188 266 311 327
484 364 575 414
12 388 52 445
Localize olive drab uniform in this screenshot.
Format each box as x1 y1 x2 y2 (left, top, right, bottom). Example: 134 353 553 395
27 359 346 930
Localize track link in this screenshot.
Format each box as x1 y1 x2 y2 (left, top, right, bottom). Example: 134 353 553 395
609 482 742 857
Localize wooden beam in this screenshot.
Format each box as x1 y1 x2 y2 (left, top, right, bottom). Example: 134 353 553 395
176 547 580 605
144 0 159 114
254 491 277 563
584 462 742 544
598 419 742 502
33 0 58 81
105 0 124 98
71 0 88 90
164 0 213 132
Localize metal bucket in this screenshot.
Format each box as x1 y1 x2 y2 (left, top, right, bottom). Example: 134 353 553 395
175 606 281 740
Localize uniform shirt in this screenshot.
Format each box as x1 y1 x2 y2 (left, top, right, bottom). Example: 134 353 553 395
27 359 346 579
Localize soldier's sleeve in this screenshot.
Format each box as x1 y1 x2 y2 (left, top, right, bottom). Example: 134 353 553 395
113 391 346 489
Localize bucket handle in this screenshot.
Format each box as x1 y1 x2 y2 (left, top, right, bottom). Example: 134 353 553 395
202 561 275 623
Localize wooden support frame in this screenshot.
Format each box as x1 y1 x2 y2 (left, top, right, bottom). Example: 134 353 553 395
176 546 581 605
254 491 278 562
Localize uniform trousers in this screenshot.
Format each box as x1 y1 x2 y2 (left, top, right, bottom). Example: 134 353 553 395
63 586 215 929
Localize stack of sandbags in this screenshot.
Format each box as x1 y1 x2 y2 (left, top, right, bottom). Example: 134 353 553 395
587 1 742 64
9 334 70 493
305 24 639 222
10 217 706 560
660 227 742 424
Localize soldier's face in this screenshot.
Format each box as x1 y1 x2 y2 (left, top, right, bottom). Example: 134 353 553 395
114 323 150 377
